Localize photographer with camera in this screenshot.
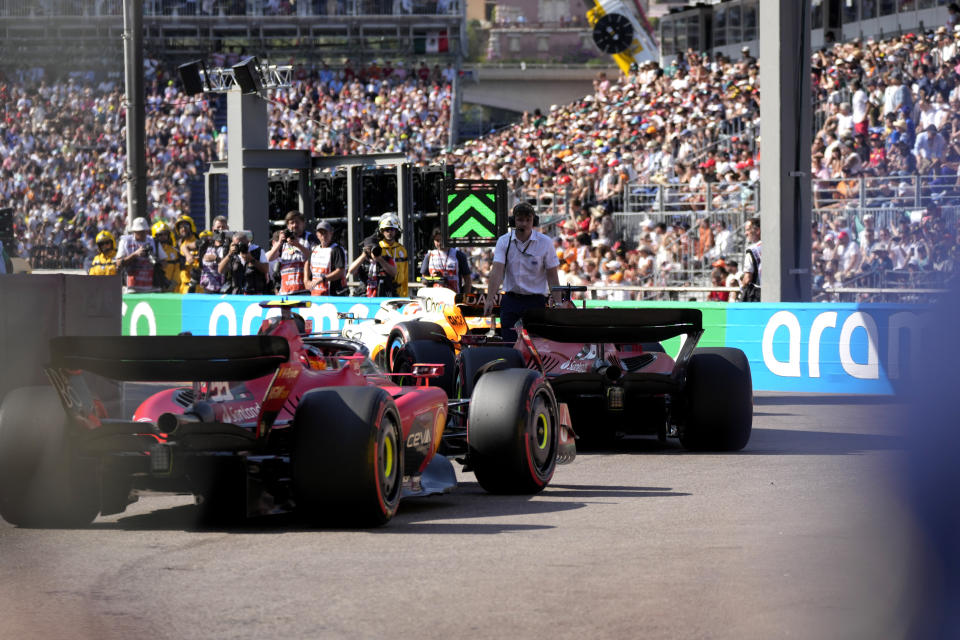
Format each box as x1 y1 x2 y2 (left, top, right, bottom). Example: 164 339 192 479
266 210 316 295
421 226 472 294
198 229 227 293
348 235 397 297
304 220 348 296
152 221 181 292
374 212 409 296
174 215 199 293
218 230 269 295
116 217 162 293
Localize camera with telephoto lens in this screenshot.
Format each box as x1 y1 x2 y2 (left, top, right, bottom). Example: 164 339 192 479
236 241 249 254
371 244 382 257
282 229 292 240
213 230 228 245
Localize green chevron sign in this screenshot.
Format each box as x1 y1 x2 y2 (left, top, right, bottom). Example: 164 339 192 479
442 180 507 247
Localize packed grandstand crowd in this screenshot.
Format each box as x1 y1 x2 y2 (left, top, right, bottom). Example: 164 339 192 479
3 24 960 298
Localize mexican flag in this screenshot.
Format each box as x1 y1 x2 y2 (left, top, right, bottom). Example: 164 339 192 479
414 30 448 54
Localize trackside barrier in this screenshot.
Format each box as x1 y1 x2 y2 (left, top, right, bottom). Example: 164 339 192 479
122 294 933 395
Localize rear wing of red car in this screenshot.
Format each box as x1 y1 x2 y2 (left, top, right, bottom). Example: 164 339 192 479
49 336 290 381
520 308 702 344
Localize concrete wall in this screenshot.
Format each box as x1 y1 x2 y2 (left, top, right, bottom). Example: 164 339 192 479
0 275 121 403
461 64 617 113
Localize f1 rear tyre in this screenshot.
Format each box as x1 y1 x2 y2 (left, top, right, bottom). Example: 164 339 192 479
386 321 447 371
0 386 100 527
454 346 525 399
679 348 753 451
292 387 403 526
392 339 456 397
468 368 558 494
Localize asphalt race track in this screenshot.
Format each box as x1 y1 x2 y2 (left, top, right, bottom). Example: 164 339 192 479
0 394 925 639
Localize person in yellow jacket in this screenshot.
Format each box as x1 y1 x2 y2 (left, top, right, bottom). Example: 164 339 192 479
174 215 198 294
88 230 118 276
376 212 408 296
152 220 181 292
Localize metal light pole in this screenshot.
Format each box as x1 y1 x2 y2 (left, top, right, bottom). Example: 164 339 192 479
123 0 147 226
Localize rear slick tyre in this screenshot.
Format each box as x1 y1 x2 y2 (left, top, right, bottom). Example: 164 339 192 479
292 387 403 527
454 346 525 399
679 347 753 451
386 321 447 372
0 386 100 527
468 368 558 494
392 339 456 397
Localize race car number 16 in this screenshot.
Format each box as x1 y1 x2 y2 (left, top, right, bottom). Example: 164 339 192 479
207 381 234 401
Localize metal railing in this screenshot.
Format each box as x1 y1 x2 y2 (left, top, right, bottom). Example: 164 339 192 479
0 0 462 17
622 180 760 219
813 268 955 303
812 174 960 211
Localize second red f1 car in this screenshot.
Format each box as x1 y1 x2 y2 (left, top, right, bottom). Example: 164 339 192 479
391 287 753 451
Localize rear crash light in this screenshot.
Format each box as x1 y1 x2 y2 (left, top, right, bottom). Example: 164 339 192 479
149 442 172 474
606 386 624 411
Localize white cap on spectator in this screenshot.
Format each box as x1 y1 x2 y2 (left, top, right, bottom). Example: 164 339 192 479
129 218 149 232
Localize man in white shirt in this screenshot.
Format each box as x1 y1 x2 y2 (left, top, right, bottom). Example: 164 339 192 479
836 102 854 138
116 217 163 293
710 220 733 259
914 124 947 173
484 203 561 342
851 80 868 135
836 230 861 282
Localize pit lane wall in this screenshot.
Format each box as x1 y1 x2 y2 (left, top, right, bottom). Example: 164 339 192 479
121 294 932 395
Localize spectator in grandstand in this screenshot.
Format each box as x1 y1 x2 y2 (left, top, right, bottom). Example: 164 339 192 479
303 220 348 296
949 4 960 31
589 207 617 249
914 124 948 174
707 265 729 302
837 230 862 282
695 218 714 266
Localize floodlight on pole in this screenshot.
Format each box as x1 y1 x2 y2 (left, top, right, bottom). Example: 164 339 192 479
189 58 293 95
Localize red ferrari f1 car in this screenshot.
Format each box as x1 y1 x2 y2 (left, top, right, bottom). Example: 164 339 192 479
391 286 753 451
0 300 570 528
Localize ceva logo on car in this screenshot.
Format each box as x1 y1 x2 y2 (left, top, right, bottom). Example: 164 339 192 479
728 306 932 394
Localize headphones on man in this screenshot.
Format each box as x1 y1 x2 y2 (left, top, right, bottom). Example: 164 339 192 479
507 202 540 228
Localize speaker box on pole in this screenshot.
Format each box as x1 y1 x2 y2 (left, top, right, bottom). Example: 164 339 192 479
177 60 206 96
